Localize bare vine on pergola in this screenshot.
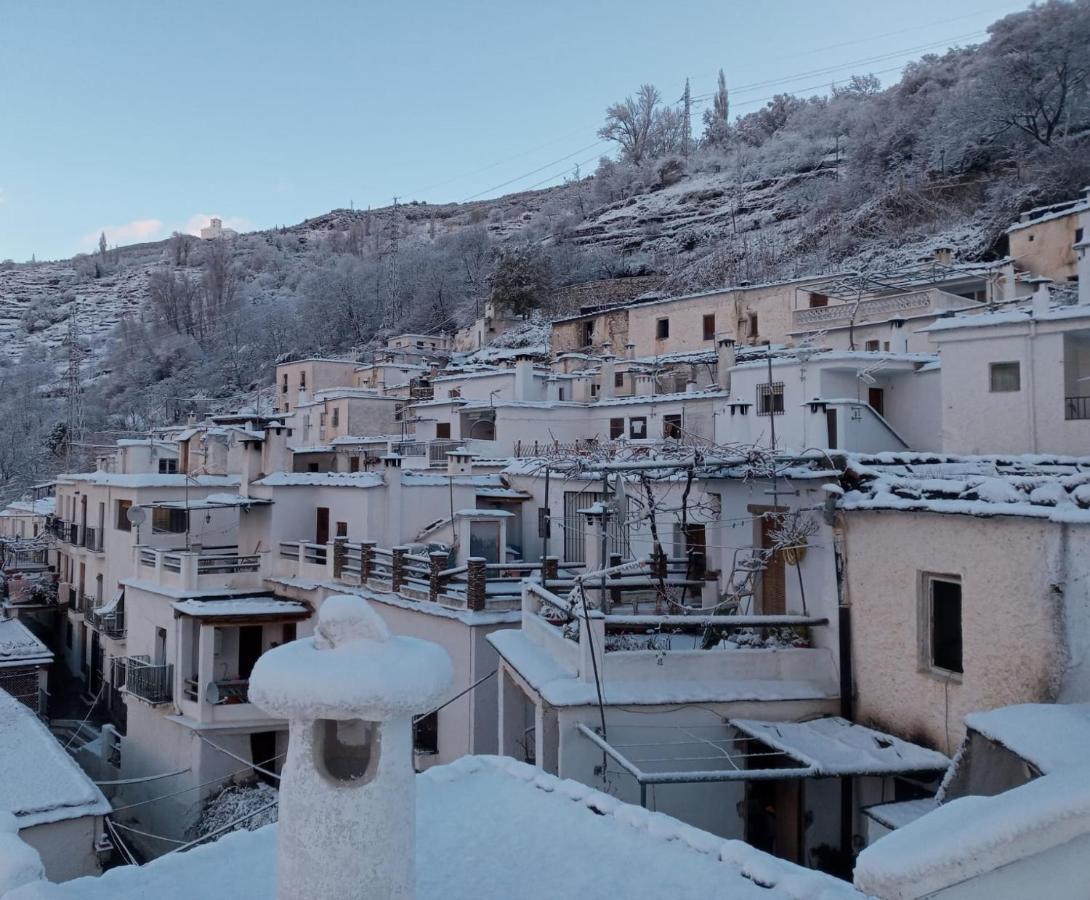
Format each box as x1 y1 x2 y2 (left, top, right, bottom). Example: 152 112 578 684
523 436 825 616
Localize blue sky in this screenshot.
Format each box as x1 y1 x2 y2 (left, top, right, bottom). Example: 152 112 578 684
0 0 1031 262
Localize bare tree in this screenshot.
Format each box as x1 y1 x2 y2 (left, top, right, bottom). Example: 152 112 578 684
598 84 661 165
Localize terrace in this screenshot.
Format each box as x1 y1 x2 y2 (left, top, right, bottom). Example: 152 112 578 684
133 545 264 593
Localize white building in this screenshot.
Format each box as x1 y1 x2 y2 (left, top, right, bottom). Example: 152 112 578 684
199 217 237 240
0 690 109 883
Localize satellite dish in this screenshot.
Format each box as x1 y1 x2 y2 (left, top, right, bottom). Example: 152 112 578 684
126 506 147 526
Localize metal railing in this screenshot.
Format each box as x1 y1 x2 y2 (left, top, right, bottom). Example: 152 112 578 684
87 606 125 639
197 554 260 575
82 526 103 553
121 656 173 704
1066 396 1090 420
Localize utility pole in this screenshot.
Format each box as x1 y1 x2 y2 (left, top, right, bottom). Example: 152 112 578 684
681 78 692 157
63 314 86 472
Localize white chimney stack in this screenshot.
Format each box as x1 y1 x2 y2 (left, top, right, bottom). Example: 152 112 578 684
716 337 736 392
1031 282 1051 318
599 353 617 401
250 596 453 900
513 355 534 401
1000 261 1018 303
889 318 908 354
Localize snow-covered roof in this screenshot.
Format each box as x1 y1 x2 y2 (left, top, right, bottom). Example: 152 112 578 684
0 619 52 668
839 452 1090 523
0 691 109 829
1006 196 1090 233
172 597 309 620
287 445 334 454
729 717 949 777
924 301 1090 333
489 631 837 707
9 755 862 900
55 473 240 489
862 798 938 831
854 763 1090 900
594 389 727 407
254 472 384 488
454 508 513 518
963 703 1090 775
145 493 271 510
0 498 55 517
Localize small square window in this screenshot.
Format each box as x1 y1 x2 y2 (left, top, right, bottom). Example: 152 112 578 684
702 314 716 341
656 318 670 340
809 293 828 308
609 418 624 440
922 575 962 675
865 340 880 352
756 382 784 416
157 458 178 474
614 372 624 388
989 361 1021 392
629 417 647 439
436 422 451 440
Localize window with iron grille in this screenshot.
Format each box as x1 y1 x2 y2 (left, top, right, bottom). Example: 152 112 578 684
614 371 624 388
756 382 784 416
152 507 188 534
158 458 178 474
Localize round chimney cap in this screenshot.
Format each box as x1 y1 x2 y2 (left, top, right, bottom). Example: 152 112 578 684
249 595 453 721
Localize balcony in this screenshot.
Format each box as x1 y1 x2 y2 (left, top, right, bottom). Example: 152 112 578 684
390 439 464 467
135 546 264 592
81 526 103 553
791 289 942 330
86 595 125 640
120 655 173 704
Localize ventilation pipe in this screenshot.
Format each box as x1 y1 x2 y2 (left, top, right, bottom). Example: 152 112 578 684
716 337 736 392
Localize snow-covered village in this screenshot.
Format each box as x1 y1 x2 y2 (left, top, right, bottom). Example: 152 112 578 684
2 1 1090 897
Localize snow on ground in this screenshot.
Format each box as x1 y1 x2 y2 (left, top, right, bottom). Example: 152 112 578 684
193 782 278 839
10 756 862 900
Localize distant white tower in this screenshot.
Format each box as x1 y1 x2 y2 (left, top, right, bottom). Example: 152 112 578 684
249 595 452 900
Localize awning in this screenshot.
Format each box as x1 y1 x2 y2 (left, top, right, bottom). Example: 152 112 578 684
145 493 273 511
172 596 309 623
728 717 950 776
576 716 948 787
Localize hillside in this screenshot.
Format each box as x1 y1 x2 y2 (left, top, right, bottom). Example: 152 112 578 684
0 0 1088 496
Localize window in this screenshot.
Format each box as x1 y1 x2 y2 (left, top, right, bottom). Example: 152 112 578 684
989 361 1021 392
609 418 625 439
663 414 682 439
1077 227 1084 243
629 417 647 439
756 382 785 416
331 407 340 428
336 521 348 538
922 575 963 675
158 458 178 474
809 293 828 308
152 507 188 534
614 372 624 388
413 711 439 755
115 500 133 531
281 374 288 394
284 402 290 412
656 318 670 340
300 372 306 389
702 314 716 341
582 321 594 347
307 463 320 473
558 388 566 401
349 456 360 473
449 388 461 399
748 312 759 338
591 383 599 397
436 422 451 439
865 340 880 352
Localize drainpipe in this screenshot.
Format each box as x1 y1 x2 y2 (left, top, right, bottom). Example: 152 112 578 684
828 503 855 860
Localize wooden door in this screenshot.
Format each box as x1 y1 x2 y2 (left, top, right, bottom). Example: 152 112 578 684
868 387 885 417
315 507 330 545
744 777 803 864
825 408 838 449
759 514 786 614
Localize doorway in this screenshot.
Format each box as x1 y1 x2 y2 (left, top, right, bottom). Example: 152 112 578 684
868 387 885 417
238 626 264 681
752 508 787 615
745 778 803 864
315 507 330 545
825 409 838 450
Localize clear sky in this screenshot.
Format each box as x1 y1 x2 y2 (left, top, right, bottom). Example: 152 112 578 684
0 0 1032 262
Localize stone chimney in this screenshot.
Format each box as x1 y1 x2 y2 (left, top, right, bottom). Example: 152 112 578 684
446 447 474 476
250 595 453 900
624 341 636 361
634 372 655 397
599 353 617 401
513 355 535 401
716 337 736 392
933 246 954 266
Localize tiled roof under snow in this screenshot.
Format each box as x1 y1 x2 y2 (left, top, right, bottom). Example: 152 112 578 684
839 453 1090 523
